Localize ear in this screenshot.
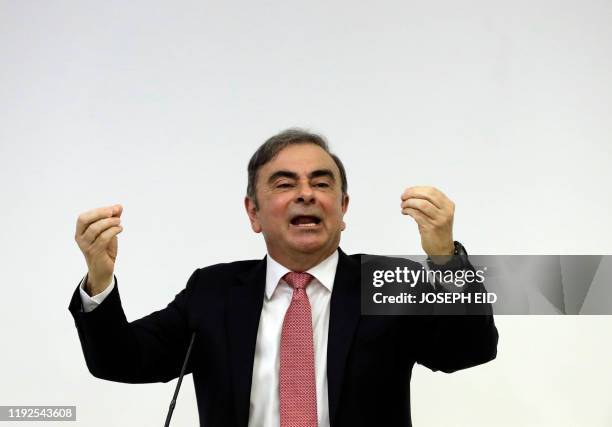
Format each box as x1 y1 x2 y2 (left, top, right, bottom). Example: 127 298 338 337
340 193 349 230
244 196 262 233
341 193 349 213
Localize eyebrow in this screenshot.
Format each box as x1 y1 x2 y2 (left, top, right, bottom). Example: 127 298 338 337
309 169 336 181
267 169 336 185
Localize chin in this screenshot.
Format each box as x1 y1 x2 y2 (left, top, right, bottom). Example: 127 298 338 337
289 238 327 254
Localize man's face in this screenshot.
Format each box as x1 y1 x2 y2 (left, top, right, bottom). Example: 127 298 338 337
245 143 349 261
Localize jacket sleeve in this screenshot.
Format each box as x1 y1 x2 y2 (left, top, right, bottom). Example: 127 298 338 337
413 313 498 373
411 259 499 373
68 269 199 384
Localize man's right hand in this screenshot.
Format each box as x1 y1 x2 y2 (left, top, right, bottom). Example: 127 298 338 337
75 204 124 296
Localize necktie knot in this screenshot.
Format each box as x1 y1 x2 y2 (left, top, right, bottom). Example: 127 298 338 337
283 272 314 290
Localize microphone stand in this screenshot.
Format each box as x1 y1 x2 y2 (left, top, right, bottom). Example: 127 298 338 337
164 332 196 427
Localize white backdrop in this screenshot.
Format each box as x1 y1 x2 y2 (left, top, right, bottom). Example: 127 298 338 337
1 1 611 425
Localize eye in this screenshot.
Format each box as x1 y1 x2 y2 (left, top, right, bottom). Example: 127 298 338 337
314 182 330 188
276 182 293 188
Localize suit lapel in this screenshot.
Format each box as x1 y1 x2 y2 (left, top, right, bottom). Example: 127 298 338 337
227 256 267 427
327 248 361 426
226 249 361 427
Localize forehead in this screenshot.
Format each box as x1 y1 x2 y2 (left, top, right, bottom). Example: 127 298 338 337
260 143 339 177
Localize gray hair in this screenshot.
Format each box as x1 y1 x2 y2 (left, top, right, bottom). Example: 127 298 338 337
246 128 348 208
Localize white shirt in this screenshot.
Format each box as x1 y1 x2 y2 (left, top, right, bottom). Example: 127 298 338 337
79 249 338 427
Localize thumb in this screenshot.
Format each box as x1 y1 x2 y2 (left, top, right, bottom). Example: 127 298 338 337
112 204 123 218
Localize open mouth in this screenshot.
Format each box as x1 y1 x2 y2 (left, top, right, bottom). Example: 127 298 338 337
290 215 322 228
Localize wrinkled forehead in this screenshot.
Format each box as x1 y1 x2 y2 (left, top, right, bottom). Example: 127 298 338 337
259 143 340 179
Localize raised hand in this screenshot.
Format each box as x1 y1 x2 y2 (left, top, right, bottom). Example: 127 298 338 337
75 204 123 295
400 186 454 259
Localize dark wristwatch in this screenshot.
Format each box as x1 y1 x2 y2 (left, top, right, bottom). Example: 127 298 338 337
426 240 470 270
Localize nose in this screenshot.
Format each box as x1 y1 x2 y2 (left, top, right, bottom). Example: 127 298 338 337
295 182 315 204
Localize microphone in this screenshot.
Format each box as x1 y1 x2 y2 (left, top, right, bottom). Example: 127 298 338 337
164 331 196 427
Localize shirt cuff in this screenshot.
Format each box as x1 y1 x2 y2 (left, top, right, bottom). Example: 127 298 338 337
79 275 115 313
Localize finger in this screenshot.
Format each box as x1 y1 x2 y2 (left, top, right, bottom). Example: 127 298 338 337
90 225 123 251
81 217 122 246
402 207 432 227
112 204 123 218
400 198 438 220
401 186 446 209
400 186 445 209
401 186 438 201
76 205 118 237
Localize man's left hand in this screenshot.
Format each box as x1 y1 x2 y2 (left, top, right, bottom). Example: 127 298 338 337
400 186 455 259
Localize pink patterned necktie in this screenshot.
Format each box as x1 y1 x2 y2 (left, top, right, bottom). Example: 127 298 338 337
279 272 318 427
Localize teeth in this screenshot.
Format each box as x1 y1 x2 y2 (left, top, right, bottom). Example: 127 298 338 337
294 222 318 227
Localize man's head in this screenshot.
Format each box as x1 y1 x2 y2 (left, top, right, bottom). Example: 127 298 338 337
245 129 349 269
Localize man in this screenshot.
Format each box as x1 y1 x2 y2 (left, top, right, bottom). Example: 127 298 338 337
70 129 498 426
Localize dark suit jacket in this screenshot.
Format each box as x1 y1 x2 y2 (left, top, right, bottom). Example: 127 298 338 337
68 248 498 427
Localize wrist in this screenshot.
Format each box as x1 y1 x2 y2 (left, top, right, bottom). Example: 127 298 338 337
427 241 470 269
85 273 113 296
427 241 455 265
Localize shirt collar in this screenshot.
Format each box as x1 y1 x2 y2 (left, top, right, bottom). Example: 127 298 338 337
265 249 339 299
